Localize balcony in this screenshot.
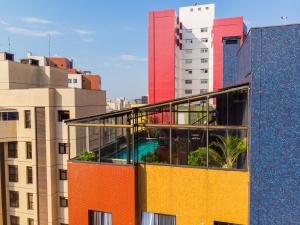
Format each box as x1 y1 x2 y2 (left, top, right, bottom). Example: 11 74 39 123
0 109 18 140
66 83 249 171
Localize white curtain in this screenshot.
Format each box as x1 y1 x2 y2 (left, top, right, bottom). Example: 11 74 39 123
141 212 156 225
102 213 112 225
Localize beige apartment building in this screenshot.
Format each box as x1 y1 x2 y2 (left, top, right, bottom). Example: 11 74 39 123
0 52 106 225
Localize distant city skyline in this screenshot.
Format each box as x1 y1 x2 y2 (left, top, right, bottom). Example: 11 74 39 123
0 0 299 99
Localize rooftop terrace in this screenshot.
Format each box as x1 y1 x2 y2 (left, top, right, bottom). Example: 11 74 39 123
66 83 249 170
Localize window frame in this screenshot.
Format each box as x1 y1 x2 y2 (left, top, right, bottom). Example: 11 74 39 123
59 196 68 207
59 169 68 180
8 165 18 182
8 142 18 158
185 80 192 84
10 215 20 225
26 142 32 159
27 166 33 184
27 193 34 210
9 191 19 208
24 110 31 128
58 143 68 154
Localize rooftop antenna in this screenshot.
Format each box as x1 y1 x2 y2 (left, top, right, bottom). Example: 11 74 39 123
281 16 288 25
8 37 11 53
48 34 51 58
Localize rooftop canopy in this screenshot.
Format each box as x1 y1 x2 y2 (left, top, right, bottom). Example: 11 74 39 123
66 83 249 170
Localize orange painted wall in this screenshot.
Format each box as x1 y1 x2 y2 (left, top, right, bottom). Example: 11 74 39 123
82 75 101 90
68 162 136 225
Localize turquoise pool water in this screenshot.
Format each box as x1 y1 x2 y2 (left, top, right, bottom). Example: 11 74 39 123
111 139 159 160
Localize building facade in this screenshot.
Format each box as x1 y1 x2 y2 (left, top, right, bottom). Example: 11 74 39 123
66 24 299 225
0 52 106 225
148 4 245 104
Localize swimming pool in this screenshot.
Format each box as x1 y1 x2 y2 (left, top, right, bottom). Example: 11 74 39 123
111 139 159 160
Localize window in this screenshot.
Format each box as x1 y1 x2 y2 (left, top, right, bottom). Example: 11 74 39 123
185 80 192 84
201 58 208 63
185 29 192 33
185 59 192 64
68 79 72 83
214 222 241 225
185 69 192 74
0 111 19 121
10 216 19 225
185 49 192 54
58 110 70 122
8 165 18 182
201 27 208 32
200 89 208 94
27 193 33 210
60 197 68 207
201 38 208 43
24 110 31 128
27 167 33 184
201 68 208 73
28 218 34 225
59 143 68 154
190 8 193 12
73 79 77 84
185 90 192 94
206 6 209 10
201 79 208 84
185 39 193 44
200 48 208 53
26 142 32 159
9 191 19 208
141 212 176 225
8 142 17 158
88 210 112 225
59 169 67 180
198 7 201 11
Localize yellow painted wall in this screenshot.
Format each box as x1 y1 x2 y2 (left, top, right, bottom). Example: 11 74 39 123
138 164 249 225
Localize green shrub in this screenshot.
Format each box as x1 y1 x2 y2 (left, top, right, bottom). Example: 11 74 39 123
188 147 207 166
78 151 97 161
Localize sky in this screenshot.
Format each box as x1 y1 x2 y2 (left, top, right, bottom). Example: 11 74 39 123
0 0 299 100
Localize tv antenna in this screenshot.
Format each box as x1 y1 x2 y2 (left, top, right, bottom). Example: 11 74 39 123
8 37 11 53
48 34 51 58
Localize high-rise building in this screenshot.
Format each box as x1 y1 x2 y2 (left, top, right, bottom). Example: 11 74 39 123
0 52 106 225
148 4 246 104
65 23 300 225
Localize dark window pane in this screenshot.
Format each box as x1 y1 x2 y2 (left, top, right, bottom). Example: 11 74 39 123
8 165 18 182
58 111 70 122
9 191 19 208
8 142 18 158
25 110 31 128
27 167 33 184
26 142 32 159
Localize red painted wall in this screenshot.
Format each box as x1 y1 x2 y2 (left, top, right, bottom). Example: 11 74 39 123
148 10 176 104
212 17 245 91
68 162 136 225
82 74 101 90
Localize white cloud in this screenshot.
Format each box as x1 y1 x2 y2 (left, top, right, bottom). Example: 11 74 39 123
82 38 95 43
0 19 8 25
120 54 147 62
74 29 94 36
5 26 61 37
244 20 252 27
21 17 52 25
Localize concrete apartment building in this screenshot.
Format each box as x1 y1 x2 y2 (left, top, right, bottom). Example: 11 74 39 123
27 53 102 90
148 3 246 104
0 52 106 225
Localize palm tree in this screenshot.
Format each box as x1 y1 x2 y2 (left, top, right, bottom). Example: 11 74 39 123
209 134 247 168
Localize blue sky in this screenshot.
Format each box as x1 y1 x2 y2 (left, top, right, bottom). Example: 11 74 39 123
0 0 299 100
